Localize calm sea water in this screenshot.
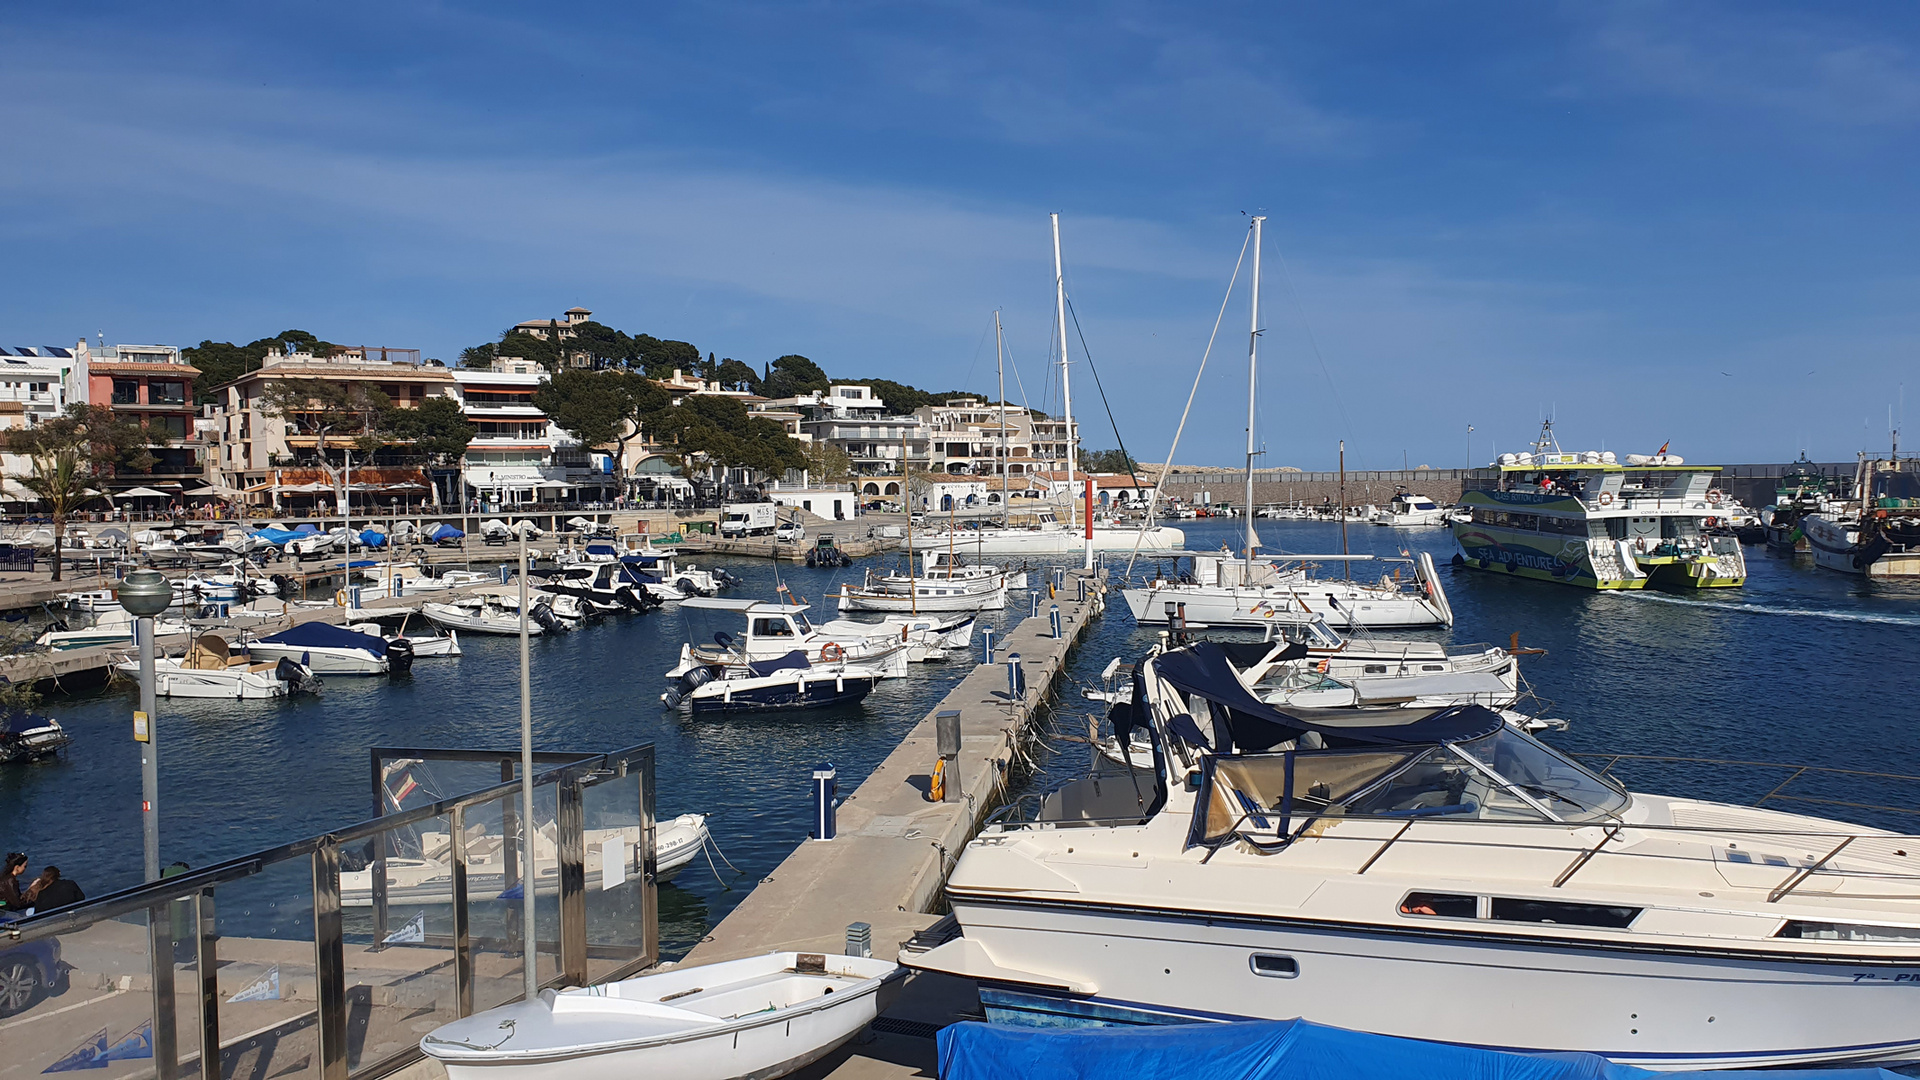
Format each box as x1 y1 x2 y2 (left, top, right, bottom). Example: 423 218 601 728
3 520 1917 957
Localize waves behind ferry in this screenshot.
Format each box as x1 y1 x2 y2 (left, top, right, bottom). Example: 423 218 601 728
1604 588 1920 627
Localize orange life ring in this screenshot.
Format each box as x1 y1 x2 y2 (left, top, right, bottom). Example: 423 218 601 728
1315 659 1330 674
930 758 946 802
820 642 845 663
1708 489 1724 506
1598 491 1614 507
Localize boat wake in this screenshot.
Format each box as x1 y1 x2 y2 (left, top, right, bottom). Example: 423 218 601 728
1606 590 1920 627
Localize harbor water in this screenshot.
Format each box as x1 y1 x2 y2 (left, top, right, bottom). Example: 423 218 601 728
3 521 1919 960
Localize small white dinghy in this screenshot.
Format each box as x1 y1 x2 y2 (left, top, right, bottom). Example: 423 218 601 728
421 952 903 1080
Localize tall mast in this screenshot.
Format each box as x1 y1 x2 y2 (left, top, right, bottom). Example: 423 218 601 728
1052 213 1079 557
995 310 1009 529
1244 216 1265 585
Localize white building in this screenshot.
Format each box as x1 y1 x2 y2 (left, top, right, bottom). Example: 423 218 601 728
782 384 928 477
916 397 1076 479
768 486 857 521
450 358 612 505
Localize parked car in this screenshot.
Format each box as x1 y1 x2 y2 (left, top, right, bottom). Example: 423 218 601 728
774 520 805 543
0 912 60 1017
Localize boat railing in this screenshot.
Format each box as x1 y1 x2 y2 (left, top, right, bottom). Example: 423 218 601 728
0 742 659 1080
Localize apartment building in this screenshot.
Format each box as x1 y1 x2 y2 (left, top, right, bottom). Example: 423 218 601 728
80 341 203 492
208 344 453 504
450 357 612 505
915 396 1077 479
780 384 925 477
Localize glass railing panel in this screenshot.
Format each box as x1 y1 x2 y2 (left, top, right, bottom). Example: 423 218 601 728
3 908 164 1080
460 793 529 1013
209 857 317 1080
580 773 650 984
340 815 458 1078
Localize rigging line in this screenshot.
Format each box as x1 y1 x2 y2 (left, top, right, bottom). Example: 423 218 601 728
1063 295 1147 498
1267 236 1356 451
958 316 993 397
1125 221 1254 580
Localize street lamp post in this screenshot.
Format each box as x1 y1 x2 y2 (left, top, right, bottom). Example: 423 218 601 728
117 568 172 879
116 567 176 1080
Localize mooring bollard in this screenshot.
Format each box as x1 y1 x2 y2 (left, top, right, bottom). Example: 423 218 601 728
846 922 873 959
812 762 837 840
1050 603 1062 638
349 585 363 608
1078 576 1088 603
981 626 995 666
498 564 512 585
1006 653 1025 701
1029 589 1042 618
936 709 962 802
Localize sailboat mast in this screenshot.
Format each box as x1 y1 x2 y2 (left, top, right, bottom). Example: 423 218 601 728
995 310 1009 529
1051 213 1080 560
1244 216 1264 585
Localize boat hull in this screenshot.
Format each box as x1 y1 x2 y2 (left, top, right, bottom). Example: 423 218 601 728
1122 586 1444 631
942 896 1920 1069
245 643 388 675
686 675 876 712
1451 524 1745 590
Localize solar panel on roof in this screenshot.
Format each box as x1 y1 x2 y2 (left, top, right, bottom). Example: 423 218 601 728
11 347 35 357
42 347 71 358
0 348 12 356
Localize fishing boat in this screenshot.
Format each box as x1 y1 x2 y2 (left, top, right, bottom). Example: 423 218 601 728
1761 456 1839 554
113 634 320 699
905 638 1920 1069
247 622 414 675
1369 490 1448 527
420 952 905 1080
347 623 462 658
1122 551 1453 631
1451 423 1747 589
836 569 1007 613
1801 456 1920 578
672 599 911 679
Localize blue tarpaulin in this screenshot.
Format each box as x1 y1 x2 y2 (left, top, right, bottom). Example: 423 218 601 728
251 528 303 544
258 622 387 656
359 530 387 548
935 1020 1905 1080
425 523 463 541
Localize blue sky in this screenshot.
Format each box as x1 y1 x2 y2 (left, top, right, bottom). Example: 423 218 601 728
2 2 1915 469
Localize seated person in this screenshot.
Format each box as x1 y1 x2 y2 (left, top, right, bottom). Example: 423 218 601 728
27 865 84 910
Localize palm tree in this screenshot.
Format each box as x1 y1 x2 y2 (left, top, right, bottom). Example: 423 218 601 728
15 449 102 583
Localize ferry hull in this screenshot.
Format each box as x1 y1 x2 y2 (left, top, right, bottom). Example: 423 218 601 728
1451 526 1744 590
944 897 1920 1070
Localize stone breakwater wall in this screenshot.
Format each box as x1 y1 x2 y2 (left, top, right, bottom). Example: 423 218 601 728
1158 469 1468 509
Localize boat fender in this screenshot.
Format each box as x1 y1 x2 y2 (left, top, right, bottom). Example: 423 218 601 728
714 631 734 648
1597 491 1614 506
820 642 845 663
385 638 415 674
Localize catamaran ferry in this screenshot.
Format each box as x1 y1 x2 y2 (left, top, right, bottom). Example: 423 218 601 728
1450 423 1746 590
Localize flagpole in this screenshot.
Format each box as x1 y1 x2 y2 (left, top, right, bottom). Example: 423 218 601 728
518 528 536 1000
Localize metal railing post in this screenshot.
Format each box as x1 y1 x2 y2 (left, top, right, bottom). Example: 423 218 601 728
449 805 474 1017
638 746 658 970
148 902 178 1080
558 780 588 986
312 843 348 1080
196 891 221 1080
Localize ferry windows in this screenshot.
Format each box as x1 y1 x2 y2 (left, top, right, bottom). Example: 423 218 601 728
1489 898 1640 928
1399 892 1475 918
1249 953 1300 978
1776 921 1920 942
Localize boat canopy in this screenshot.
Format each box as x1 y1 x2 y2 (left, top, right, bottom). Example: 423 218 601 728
746 650 812 677
681 598 811 615
1152 642 1503 752
258 622 387 656
936 1018 1897 1080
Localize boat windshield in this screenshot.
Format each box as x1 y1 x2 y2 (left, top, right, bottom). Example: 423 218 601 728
1445 727 1628 823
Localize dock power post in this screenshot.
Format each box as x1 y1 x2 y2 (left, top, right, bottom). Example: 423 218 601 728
936 710 962 802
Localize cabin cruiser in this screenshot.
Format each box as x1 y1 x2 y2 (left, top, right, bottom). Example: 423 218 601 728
906 639 1920 1069
114 634 320 699
1123 551 1452 631
247 622 414 675
662 649 885 713
811 612 976 662
1451 422 1747 589
669 599 911 680
837 567 1008 613
1370 491 1448 527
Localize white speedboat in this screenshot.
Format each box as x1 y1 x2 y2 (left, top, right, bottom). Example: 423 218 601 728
342 814 711 906
114 635 318 699
0 717 72 763
619 549 734 602
1123 551 1453 631
538 562 658 614
906 639 1920 1070
247 622 413 675
348 623 462 658
421 599 550 636
663 651 885 713
812 613 975 662
673 599 910 679
836 570 1007 613
36 608 191 650
1370 491 1448 527
421 952 904 1080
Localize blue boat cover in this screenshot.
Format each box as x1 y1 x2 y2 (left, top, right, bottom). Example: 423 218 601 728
425 523 463 541
250 527 304 544
359 530 387 548
294 523 320 534
1151 643 1503 751
936 1020 1903 1080
586 542 617 558
258 622 386 656
746 650 811 677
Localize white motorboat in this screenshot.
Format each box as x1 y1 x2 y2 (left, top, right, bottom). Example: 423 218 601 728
619 549 734 602
906 639 1920 1070
890 550 1029 591
342 814 711 906
1370 491 1449 527
1123 550 1453 631
836 570 1007 613
662 650 885 713
36 608 190 651
672 599 910 679
421 599 551 636
348 622 462 658
247 622 413 675
421 952 905 1080
538 562 658 614
0 717 72 763
113 634 319 699
812 613 975 662
284 530 342 559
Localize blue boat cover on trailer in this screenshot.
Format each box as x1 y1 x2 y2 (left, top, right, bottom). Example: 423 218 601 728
1151 642 1503 751
425 523 463 541
359 530 387 548
936 1020 1903 1080
258 622 386 656
250 527 304 544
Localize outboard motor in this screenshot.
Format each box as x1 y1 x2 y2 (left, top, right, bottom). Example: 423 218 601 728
662 664 713 708
614 584 649 614
275 657 322 694
385 637 416 674
529 601 562 633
